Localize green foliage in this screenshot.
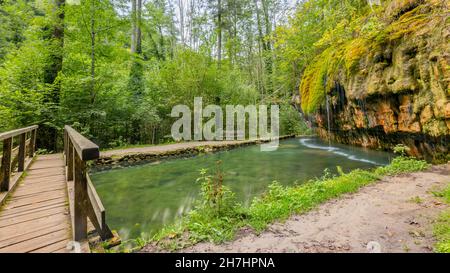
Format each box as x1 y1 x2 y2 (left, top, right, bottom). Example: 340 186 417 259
248 168 379 231
0 0 270 149
0 0 34 62
386 9 430 40
300 47 343 113
151 155 430 251
153 163 246 250
375 156 430 176
0 0 60 131
279 103 312 136
288 0 438 114
196 161 237 217
434 184 450 253
393 144 411 156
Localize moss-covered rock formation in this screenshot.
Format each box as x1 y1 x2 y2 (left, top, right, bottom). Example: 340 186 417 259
299 0 449 162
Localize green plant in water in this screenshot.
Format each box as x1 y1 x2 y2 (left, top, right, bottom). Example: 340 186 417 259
153 161 245 249
197 161 231 217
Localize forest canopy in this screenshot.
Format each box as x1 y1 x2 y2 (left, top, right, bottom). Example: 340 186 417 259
0 0 377 151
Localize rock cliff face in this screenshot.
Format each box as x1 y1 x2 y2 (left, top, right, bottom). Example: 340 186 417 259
304 0 449 162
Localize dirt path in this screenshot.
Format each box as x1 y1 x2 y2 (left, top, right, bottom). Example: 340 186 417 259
100 141 248 157
181 165 449 253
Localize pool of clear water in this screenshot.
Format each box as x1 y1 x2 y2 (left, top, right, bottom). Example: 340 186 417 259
90 137 393 240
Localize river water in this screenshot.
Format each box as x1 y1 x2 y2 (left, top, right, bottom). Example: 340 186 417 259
90 137 393 240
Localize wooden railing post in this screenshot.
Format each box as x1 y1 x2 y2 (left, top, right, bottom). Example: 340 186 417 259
74 153 88 241
1 138 13 192
64 131 68 165
18 133 26 172
67 141 74 181
29 129 36 157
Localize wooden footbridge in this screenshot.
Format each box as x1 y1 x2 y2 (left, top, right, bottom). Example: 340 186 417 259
0 125 115 253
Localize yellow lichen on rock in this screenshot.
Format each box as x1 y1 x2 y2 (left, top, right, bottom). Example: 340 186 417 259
298 0 449 161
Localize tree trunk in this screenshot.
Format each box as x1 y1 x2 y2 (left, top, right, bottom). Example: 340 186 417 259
90 0 96 104
179 0 185 45
261 0 273 93
136 0 142 54
217 0 222 68
38 0 65 152
131 0 136 53
254 0 265 96
129 0 144 144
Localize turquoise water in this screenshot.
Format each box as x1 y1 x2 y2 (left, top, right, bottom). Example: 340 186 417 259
90 137 393 240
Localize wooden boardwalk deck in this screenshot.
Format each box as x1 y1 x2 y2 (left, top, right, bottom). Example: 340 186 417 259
0 154 73 253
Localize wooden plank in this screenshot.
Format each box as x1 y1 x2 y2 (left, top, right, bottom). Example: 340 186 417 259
17 185 64 194
0 199 67 217
34 155 61 161
0 213 68 239
0 206 68 228
25 174 65 184
23 170 65 180
0 229 70 253
4 191 66 209
0 125 38 141
12 184 67 198
0 202 66 220
29 163 65 169
32 239 70 253
29 160 64 169
8 186 66 200
0 222 69 249
26 167 65 176
14 179 65 190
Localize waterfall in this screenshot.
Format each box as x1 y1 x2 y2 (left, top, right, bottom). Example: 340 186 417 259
326 94 331 144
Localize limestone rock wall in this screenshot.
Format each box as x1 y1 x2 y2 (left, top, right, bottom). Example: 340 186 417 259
312 0 449 162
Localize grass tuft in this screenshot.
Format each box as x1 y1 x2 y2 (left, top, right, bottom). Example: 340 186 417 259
434 184 450 253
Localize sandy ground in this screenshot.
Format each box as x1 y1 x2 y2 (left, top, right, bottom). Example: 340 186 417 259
145 164 450 253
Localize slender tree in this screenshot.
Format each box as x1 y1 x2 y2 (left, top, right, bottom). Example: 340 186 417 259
217 0 222 68
39 0 65 151
129 0 145 143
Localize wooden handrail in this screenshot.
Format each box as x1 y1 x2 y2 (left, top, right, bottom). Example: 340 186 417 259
63 125 113 242
0 125 37 195
64 126 99 161
0 125 38 141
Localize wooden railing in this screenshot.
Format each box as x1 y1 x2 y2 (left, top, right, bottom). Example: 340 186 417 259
64 125 113 241
0 125 37 198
